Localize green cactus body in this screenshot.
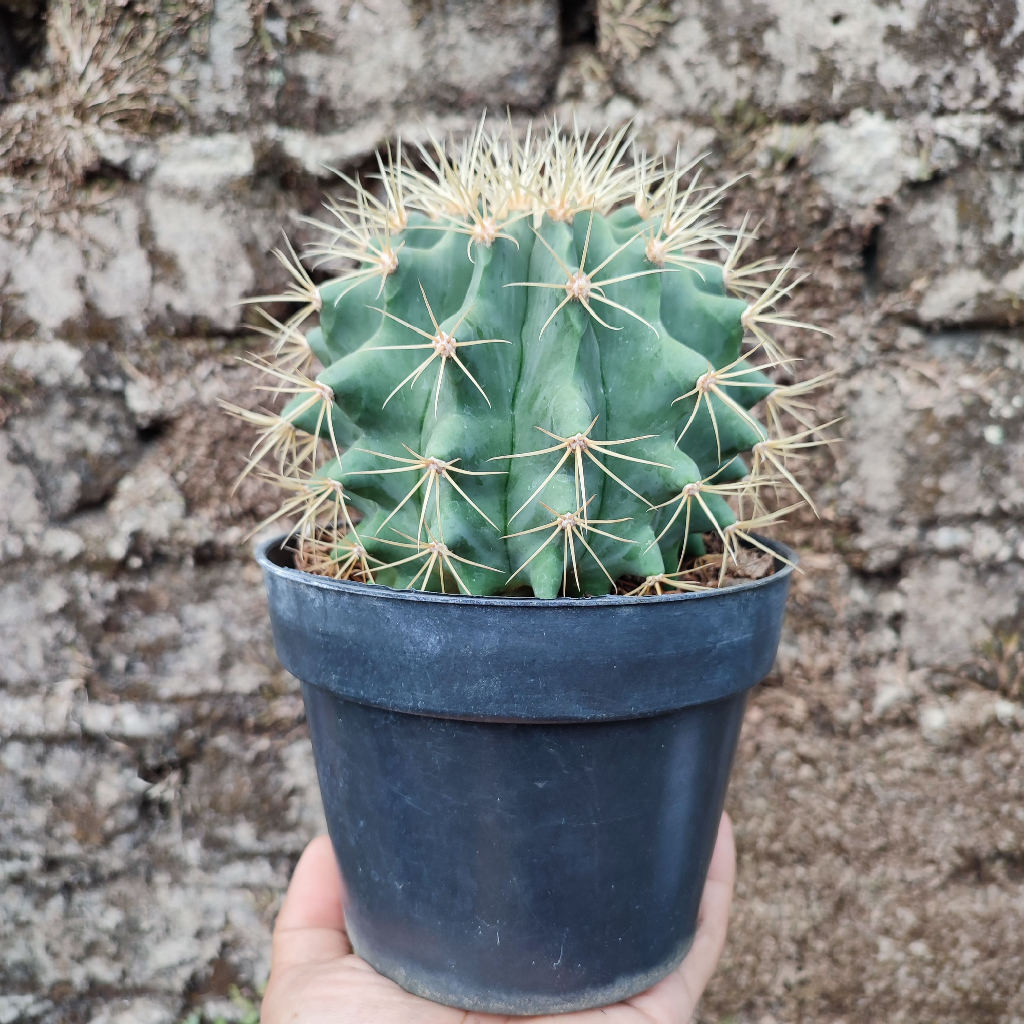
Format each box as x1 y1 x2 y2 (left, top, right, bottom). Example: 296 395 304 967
240 123 832 597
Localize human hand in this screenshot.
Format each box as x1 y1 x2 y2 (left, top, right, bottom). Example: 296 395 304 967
262 813 735 1024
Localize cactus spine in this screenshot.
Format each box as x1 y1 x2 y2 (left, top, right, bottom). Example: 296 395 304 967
232 120 834 598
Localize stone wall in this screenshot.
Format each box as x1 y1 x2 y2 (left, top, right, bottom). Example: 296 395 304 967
1 1 1022 1021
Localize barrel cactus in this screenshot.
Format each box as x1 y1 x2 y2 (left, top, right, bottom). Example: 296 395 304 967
229 120 834 598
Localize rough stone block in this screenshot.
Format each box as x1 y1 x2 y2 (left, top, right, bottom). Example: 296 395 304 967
150 134 256 194
281 0 558 128
0 232 85 336
82 199 153 324
878 151 1024 326
146 192 257 331
900 559 1022 671
809 110 921 209
618 0 1024 121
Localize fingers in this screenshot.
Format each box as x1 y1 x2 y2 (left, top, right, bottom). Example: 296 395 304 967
272 834 352 970
630 811 737 1023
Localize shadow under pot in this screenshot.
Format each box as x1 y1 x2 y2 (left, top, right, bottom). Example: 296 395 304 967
258 534 794 1016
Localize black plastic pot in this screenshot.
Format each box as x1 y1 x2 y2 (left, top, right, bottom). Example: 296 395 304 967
258 535 794 1015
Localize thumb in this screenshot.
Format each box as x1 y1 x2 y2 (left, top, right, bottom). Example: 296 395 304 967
272 834 352 970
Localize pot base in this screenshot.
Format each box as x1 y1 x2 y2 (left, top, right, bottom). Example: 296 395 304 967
302 681 746 1015
350 923 695 1015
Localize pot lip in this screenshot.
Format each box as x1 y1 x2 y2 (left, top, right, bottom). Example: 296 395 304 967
256 533 797 609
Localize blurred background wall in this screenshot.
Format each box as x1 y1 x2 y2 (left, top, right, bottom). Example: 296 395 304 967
1 1 1023 1021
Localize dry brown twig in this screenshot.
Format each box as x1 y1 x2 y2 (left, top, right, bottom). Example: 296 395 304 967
0 0 209 233
597 0 674 62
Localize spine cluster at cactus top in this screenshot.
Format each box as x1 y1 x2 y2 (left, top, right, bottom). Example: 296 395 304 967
228 119 836 599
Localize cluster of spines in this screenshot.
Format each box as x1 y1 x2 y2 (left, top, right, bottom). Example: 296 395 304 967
226 118 837 598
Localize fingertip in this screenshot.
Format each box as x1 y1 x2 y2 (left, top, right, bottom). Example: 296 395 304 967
306 833 339 870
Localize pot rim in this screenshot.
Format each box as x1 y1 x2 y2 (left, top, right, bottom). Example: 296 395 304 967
256 533 797 609
258 532 796 720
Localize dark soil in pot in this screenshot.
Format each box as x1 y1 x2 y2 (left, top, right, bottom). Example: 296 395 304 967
258 534 795 1015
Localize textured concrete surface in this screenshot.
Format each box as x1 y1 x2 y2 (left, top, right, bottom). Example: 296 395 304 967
1 1 1023 1021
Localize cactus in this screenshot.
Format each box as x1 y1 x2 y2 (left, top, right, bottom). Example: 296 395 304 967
231 120 835 598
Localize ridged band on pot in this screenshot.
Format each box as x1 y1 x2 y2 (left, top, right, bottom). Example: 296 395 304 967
257 534 795 723
258 536 795 1014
